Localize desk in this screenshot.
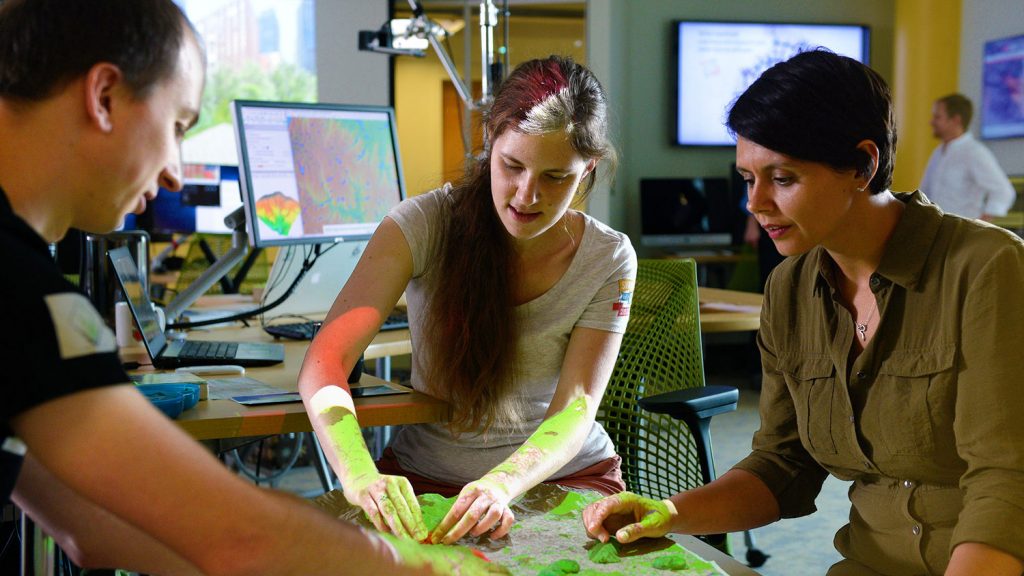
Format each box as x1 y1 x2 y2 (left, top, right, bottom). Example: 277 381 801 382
131 325 442 441
661 249 757 288
698 287 762 333
147 286 758 441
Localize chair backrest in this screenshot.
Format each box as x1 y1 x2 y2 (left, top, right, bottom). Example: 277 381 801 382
598 258 707 499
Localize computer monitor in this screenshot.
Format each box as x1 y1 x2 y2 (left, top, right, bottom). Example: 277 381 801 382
639 177 740 249
232 100 406 248
123 164 242 240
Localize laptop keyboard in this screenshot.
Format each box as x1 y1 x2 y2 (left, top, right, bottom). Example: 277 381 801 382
263 310 409 341
180 340 238 360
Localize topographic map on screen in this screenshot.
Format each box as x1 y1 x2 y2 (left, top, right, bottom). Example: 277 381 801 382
284 116 399 236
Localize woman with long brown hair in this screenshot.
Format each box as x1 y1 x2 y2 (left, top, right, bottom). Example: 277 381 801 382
298 55 636 546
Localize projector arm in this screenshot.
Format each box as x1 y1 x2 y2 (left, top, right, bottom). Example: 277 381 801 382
358 0 502 111
162 206 250 322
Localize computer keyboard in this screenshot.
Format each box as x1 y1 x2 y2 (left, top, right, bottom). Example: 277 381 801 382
263 310 410 341
381 309 410 331
263 321 319 340
179 340 238 360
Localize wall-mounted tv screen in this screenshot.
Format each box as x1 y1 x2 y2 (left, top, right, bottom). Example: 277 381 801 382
981 33 1024 140
675 21 870 147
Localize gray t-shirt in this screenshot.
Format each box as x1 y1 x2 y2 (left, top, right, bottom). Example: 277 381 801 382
387 188 637 485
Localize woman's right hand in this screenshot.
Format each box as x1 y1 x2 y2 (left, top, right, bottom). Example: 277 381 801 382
378 533 511 575
346 471 428 541
582 492 678 544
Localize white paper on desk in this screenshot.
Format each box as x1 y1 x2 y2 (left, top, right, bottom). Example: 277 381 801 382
207 376 290 400
700 301 761 314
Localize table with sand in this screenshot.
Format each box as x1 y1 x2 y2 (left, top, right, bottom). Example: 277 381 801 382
316 484 728 575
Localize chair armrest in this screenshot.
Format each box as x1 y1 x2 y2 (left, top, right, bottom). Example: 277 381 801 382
638 385 739 421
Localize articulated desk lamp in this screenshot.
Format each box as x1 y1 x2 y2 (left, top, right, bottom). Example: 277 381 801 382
359 0 508 153
162 205 250 325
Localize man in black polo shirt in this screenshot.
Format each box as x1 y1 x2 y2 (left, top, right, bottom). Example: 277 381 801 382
0 1 501 574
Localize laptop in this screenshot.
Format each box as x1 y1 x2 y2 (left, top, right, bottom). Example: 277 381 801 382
262 241 366 317
108 247 285 368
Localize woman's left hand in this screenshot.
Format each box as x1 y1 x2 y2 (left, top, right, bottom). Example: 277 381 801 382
429 478 515 544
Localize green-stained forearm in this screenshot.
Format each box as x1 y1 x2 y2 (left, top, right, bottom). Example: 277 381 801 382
317 406 378 486
482 396 592 496
379 533 509 575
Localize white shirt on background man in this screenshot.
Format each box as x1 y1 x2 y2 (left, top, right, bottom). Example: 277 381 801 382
921 133 1016 220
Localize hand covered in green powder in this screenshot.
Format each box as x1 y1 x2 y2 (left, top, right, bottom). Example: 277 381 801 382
346 471 428 541
430 478 514 544
379 532 512 575
582 491 678 544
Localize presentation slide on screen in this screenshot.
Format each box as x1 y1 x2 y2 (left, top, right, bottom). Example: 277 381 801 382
677 22 866 146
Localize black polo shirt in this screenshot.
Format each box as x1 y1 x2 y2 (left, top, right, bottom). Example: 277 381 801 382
0 187 128 503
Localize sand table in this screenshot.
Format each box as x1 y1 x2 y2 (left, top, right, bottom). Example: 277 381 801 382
316 485 727 575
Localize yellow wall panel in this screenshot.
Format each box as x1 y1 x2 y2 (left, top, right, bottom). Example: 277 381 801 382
892 0 961 192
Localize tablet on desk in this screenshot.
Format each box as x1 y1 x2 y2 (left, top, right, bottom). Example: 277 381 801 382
351 384 408 398
231 392 303 405
230 385 409 404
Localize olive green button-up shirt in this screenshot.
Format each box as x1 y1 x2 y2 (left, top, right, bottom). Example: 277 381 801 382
734 191 1024 575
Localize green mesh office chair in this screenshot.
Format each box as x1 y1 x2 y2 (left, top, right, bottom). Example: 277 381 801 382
598 258 768 567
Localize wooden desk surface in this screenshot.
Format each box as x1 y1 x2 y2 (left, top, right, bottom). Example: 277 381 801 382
698 286 762 333
146 286 758 440
133 325 440 440
175 373 446 440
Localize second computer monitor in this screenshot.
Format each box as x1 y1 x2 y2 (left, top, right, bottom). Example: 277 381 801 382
232 100 406 248
639 177 740 249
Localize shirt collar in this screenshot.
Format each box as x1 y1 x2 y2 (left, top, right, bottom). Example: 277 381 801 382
0 185 52 255
946 131 974 149
812 190 943 293
876 191 943 290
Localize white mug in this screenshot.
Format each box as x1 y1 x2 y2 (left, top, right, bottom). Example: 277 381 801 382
114 302 166 349
152 305 167 333
114 301 141 349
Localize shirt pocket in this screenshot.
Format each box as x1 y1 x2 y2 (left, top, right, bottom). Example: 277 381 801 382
874 345 956 456
778 354 838 456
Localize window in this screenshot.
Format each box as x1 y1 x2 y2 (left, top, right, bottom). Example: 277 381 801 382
176 0 317 164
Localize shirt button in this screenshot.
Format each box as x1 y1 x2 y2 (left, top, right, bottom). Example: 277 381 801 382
870 276 880 288
903 479 914 488
863 460 872 468
912 524 921 536
856 370 868 379
849 415 855 423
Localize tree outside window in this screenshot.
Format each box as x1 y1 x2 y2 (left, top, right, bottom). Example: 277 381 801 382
177 0 317 164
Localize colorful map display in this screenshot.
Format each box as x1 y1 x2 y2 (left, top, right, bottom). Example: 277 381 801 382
254 191 302 236
286 116 400 236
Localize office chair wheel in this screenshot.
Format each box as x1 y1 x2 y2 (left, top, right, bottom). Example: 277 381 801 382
746 547 770 568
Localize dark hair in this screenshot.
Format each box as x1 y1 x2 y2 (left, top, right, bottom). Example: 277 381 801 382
0 0 197 102
422 55 615 434
936 93 973 130
727 49 896 194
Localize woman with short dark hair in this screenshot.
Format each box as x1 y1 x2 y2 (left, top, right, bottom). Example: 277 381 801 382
584 49 1024 576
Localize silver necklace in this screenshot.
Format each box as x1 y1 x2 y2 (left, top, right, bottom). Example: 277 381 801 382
855 298 879 341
